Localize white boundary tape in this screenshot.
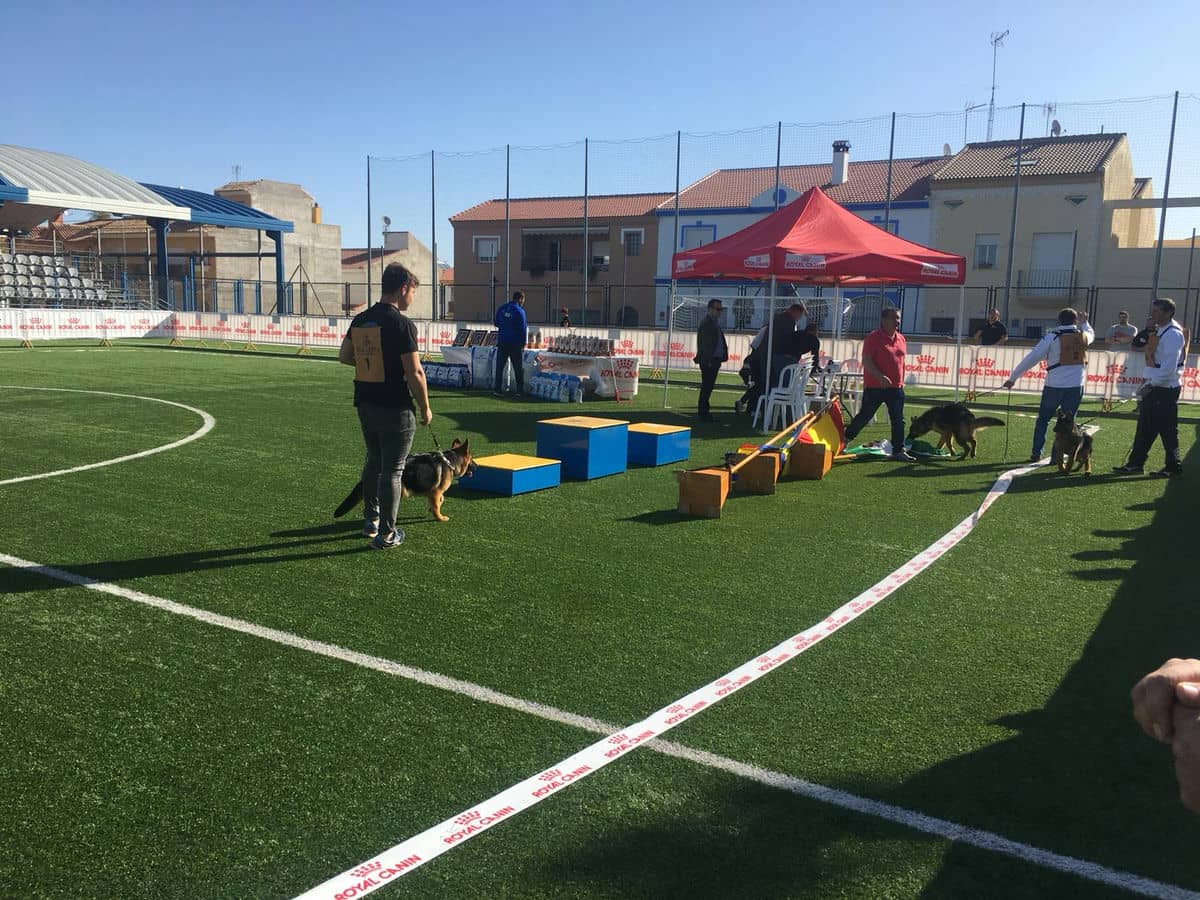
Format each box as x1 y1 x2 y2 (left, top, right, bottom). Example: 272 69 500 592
0 386 215 486
291 457 1191 900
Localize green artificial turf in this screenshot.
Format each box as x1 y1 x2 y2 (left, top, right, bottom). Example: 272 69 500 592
1 343 1197 898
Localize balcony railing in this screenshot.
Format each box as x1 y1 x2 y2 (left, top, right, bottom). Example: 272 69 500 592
1017 268 1078 299
520 258 610 276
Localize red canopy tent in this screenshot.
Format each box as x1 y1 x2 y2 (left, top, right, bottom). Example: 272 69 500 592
667 186 969 401
670 186 965 285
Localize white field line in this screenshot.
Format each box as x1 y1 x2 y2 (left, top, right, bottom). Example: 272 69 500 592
2 389 1186 898
0 386 215 486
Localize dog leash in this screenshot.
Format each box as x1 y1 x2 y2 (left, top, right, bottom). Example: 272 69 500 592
427 423 444 453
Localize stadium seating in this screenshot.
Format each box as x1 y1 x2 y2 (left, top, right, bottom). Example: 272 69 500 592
0 250 108 308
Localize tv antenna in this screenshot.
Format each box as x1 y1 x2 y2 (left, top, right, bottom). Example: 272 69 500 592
1043 102 1058 135
987 30 1009 141
964 100 986 146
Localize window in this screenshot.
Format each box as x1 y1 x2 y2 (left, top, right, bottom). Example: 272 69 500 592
590 240 610 271
621 228 644 257
974 234 999 269
930 316 956 334
681 224 716 251
474 236 499 264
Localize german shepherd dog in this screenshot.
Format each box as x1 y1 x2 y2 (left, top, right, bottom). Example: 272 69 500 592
906 403 1006 459
1052 410 1093 476
334 439 476 523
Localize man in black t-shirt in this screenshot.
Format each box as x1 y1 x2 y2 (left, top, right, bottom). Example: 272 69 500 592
339 263 433 550
974 308 1008 346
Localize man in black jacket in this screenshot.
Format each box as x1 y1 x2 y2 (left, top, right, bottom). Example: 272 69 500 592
694 299 729 421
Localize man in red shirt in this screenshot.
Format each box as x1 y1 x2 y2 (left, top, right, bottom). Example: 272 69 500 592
844 307 915 461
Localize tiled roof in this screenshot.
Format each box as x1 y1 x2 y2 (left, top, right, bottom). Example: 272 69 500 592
658 156 943 211
662 158 940 213
217 180 263 192
341 247 422 268
931 133 1125 181
26 217 176 240
450 192 673 223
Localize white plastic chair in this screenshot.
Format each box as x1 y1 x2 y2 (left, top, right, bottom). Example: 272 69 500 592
761 364 814 433
752 363 800 430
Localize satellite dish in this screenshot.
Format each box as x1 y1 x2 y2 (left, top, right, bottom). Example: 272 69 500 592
943 143 952 157
1050 120 1062 138
382 215 392 228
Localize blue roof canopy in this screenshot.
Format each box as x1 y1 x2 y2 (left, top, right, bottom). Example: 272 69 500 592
141 183 294 233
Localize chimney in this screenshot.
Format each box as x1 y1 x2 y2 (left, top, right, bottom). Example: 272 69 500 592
831 141 851 185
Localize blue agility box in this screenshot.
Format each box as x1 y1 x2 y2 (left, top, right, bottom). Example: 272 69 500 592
459 454 560 495
627 422 691 466
536 415 629 480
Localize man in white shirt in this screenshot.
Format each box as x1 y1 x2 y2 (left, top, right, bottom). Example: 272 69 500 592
1114 297 1186 478
1003 308 1091 462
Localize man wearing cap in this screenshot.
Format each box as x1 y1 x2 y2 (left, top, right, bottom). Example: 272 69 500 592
1114 297 1186 478
694 298 728 421
1003 307 1091 462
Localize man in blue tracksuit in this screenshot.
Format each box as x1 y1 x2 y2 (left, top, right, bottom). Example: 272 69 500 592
494 290 528 396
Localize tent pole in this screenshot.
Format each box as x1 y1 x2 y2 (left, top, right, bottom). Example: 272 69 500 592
664 130 681 409
954 283 965 401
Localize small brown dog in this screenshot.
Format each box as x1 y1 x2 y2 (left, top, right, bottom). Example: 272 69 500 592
334 439 476 522
1051 411 1093 476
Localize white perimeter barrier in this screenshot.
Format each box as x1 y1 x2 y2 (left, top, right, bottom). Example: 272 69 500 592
4 310 1198 402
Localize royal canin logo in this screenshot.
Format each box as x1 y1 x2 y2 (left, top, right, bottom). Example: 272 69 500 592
977 357 994 367
756 652 791 672
715 675 752 697
68 317 79 324
921 262 960 278
30 317 42 324
603 729 657 758
531 764 591 797
620 339 634 348
676 259 696 272
784 253 826 270
663 700 707 725
439 331 452 340
744 253 770 269
917 355 935 364
333 856 423 899
442 807 516 844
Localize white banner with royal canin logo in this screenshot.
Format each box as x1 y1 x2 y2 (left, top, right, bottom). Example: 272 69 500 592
3 311 1197 402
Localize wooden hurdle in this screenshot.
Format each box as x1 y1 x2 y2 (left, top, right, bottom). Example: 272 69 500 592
676 411 817 517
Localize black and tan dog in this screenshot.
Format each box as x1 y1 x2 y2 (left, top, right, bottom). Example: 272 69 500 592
334 439 476 523
906 403 1006 459
1051 411 1093 476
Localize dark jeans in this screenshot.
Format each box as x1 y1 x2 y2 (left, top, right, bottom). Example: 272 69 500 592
357 402 416 539
1127 385 1181 469
698 363 721 415
1032 385 1084 456
844 387 906 451
495 342 525 393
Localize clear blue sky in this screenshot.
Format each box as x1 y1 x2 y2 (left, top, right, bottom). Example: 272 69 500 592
5 0 1199 259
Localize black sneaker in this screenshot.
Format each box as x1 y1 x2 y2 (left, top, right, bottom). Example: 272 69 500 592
1149 467 1183 479
1111 465 1144 475
891 450 916 462
1029 453 1041 463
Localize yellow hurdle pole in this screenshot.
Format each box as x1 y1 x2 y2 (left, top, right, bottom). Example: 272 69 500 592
727 411 817 476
